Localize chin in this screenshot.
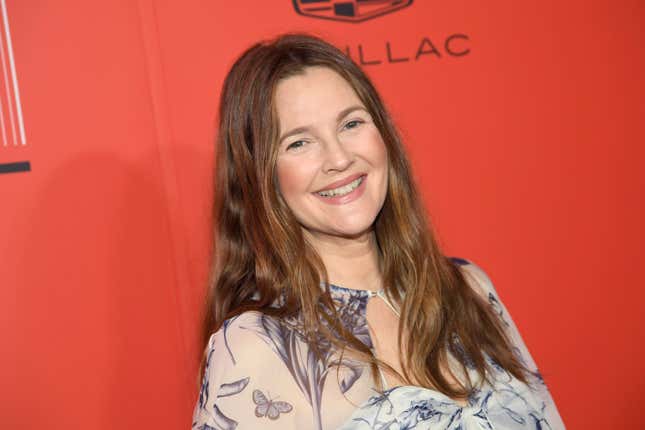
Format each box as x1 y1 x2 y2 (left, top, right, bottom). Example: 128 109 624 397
330 219 376 238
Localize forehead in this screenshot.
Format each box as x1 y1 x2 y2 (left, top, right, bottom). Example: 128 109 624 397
274 66 363 133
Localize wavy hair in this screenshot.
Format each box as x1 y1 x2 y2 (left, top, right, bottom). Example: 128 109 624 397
200 33 534 401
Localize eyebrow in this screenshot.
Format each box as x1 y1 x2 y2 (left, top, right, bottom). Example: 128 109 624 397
278 105 368 144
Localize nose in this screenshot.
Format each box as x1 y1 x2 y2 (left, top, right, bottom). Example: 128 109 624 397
322 135 354 173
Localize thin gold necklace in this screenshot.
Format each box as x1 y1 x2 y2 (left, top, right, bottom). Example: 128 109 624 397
368 288 400 318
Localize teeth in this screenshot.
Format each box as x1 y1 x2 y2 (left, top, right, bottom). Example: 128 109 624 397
317 176 364 197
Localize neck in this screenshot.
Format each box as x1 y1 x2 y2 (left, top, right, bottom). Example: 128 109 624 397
303 228 382 292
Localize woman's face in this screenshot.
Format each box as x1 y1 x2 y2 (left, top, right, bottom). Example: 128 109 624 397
274 66 388 241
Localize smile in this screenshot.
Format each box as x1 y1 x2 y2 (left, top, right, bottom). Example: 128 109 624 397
316 175 364 197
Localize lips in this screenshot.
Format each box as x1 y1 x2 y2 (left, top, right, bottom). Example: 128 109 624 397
314 173 366 193
312 173 367 205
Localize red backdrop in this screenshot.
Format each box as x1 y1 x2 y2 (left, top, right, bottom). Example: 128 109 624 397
1 1 643 428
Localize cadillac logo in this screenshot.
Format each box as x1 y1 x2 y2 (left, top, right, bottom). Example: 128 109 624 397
292 0 413 23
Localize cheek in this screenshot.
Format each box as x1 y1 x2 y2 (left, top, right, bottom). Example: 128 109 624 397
376 139 388 167
276 160 309 201
364 128 388 168
364 130 389 196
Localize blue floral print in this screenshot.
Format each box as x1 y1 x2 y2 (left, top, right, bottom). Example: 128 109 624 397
191 258 565 429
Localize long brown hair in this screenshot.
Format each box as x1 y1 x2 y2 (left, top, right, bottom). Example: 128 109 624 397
200 33 535 400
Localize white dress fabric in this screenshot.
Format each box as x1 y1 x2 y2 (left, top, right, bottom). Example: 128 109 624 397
191 258 565 429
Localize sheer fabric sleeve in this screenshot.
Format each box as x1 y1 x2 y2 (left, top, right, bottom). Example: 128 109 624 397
459 259 566 429
191 313 305 430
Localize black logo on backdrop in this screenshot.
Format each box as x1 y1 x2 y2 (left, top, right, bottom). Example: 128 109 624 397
344 35 470 66
293 0 413 23
290 1 471 65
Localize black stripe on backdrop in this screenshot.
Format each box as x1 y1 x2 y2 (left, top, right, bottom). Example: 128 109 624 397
0 161 30 174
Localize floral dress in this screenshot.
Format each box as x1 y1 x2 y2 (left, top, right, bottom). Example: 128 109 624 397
191 258 565 429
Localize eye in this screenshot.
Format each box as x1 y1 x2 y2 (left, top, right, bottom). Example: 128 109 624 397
343 119 364 130
286 140 306 151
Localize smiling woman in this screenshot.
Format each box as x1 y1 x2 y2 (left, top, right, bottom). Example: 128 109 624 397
275 67 388 238
192 34 565 430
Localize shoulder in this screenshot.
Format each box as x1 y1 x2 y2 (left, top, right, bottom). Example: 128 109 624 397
204 311 285 370
449 256 512 329
194 311 305 428
449 256 499 300
449 258 565 427
450 257 533 364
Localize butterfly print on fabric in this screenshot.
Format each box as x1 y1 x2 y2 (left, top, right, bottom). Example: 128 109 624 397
236 288 368 430
252 389 294 420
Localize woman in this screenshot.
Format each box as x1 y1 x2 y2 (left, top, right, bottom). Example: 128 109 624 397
191 33 565 430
